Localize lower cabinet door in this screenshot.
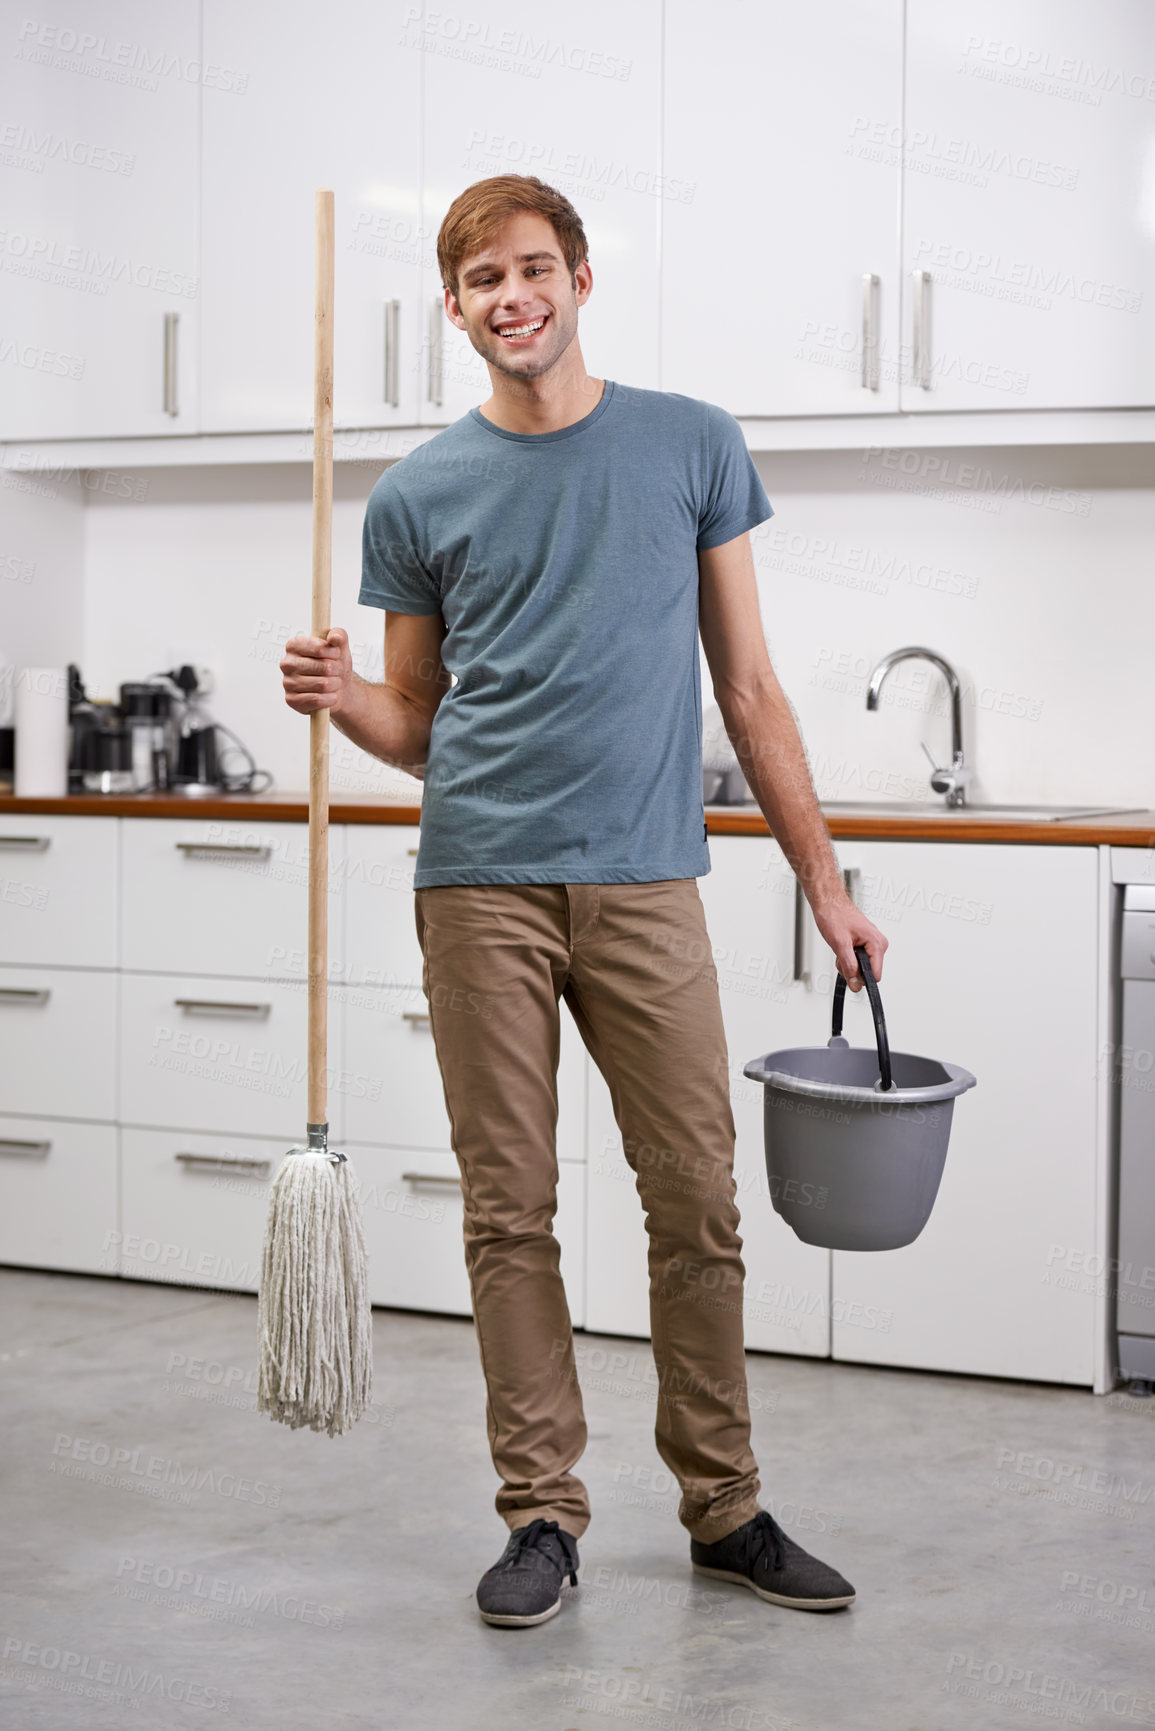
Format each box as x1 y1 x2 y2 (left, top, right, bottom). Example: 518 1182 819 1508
0 966 118 1122
0 1116 117 1274
119 973 332 1141
827 841 1101 1385
343 984 587 1161
347 1145 586 1325
118 1127 284 1292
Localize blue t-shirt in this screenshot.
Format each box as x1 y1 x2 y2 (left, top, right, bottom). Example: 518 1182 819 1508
358 379 773 888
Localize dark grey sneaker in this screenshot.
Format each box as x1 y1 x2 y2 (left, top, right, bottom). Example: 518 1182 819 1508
691 1510 855 1611
476 1518 580 1627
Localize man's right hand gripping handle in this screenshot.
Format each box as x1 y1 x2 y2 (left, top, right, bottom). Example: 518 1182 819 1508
280 627 353 716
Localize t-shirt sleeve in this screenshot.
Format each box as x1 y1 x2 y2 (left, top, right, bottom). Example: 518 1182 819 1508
358 471 442 615
695 401 774 551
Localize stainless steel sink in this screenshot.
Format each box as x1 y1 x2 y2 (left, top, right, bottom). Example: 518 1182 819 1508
819 802 1144 823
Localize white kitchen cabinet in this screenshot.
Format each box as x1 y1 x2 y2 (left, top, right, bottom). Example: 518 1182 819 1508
119 970 336 1141
0 1117 118 1274
343 980 588 1161
200 0 423 433
342 823 423 986
828 840 1100 1384
902 0 1155 411
0 965 118 1121
120 817 344 981
0 816 118 968
0 0 200 439
119 1127 283 1291
419 0 662 422
584 842 833 1354
661 0 904 416
346 1142 586 1323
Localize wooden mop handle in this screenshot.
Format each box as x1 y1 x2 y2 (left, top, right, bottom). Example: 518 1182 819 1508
308 189 334 1128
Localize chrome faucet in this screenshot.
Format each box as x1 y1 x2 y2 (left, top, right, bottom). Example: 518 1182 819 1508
865 646 973 808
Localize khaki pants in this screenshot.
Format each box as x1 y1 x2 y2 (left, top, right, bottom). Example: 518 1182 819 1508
413 879 762 1544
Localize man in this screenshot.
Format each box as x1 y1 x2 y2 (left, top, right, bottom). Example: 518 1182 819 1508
281 174 887 1630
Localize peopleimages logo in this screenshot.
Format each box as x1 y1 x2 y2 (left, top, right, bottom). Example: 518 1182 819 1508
2 1637 230 1712
50 1433 281 1507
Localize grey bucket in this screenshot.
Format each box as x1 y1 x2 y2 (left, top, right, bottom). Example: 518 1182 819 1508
743 946 976 1251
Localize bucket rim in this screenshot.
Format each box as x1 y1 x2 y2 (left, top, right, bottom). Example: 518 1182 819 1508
743 1046 977 1106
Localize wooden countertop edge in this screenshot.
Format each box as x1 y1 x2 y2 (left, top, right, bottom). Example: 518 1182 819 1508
2 792 1154 847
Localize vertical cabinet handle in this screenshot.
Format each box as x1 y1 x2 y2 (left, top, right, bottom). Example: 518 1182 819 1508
861 273 880 392
163 312 180 417
427 296 443 408
843 866 861 904
793 876 810 986
384 299 401 407
911 269 931 390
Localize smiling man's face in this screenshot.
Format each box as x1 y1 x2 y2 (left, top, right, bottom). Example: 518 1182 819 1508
446 210 592 382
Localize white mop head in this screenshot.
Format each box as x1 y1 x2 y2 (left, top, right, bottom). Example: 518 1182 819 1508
257 1151 373 1438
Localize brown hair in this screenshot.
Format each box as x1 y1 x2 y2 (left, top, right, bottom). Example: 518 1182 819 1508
436 175 588 302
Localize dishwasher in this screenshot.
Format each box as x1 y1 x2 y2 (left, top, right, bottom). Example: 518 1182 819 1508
1118 884 1155 1391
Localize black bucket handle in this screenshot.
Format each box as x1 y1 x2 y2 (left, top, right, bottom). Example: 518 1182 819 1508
832 944 894 1093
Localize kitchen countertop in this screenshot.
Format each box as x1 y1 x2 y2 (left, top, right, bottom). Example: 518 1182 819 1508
2 789 1154 845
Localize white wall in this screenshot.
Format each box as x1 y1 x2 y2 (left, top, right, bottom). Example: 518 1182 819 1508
80 462 418 801
0 463 85 727
77 440 1155 808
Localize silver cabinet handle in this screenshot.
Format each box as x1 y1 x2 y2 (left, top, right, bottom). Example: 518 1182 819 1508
912 269 931 389
0 987 51 1005
844 866 861 904
401 1170 460 1187
0 836 50 852
402 1010 432 1027
861 272 880 392
427 296 443 407
174 1151 271 1173
174 998 271 1019
0 1137 51 1157
175 842 271 860
792 876 810 986
384 298 401 407
163 311 180 417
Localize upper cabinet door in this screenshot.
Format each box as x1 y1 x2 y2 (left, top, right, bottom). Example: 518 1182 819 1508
417 1 662 424
200 1 422 433
662 0 903 417
902 0 1155 412
0 0 199 440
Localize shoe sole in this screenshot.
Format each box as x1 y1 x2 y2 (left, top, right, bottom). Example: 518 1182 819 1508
692 1562 855 1611
478 1596 563 1628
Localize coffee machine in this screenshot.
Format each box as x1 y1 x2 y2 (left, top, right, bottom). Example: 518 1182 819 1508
65 664 270 796
162 665 271 797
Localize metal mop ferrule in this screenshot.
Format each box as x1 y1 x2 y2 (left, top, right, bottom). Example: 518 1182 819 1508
285 1122 347 1163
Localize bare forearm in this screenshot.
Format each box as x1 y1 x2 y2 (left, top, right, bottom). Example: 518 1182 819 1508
332 674 433 780
722 681 845 912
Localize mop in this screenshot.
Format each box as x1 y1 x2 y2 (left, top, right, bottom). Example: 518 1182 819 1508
257 190 373 1438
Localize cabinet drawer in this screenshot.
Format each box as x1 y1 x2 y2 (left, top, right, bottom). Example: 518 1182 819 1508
346 1144 586 1323
0 816 118 968
119 972 339 1140
343 983 587 1159
120 818 344 980
0 1116 117 1274
0 966 117 1121
118 1127 285 1292
342 824 422 985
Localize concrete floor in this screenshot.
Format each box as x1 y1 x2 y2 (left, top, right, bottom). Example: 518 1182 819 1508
1 1269 1153 1731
